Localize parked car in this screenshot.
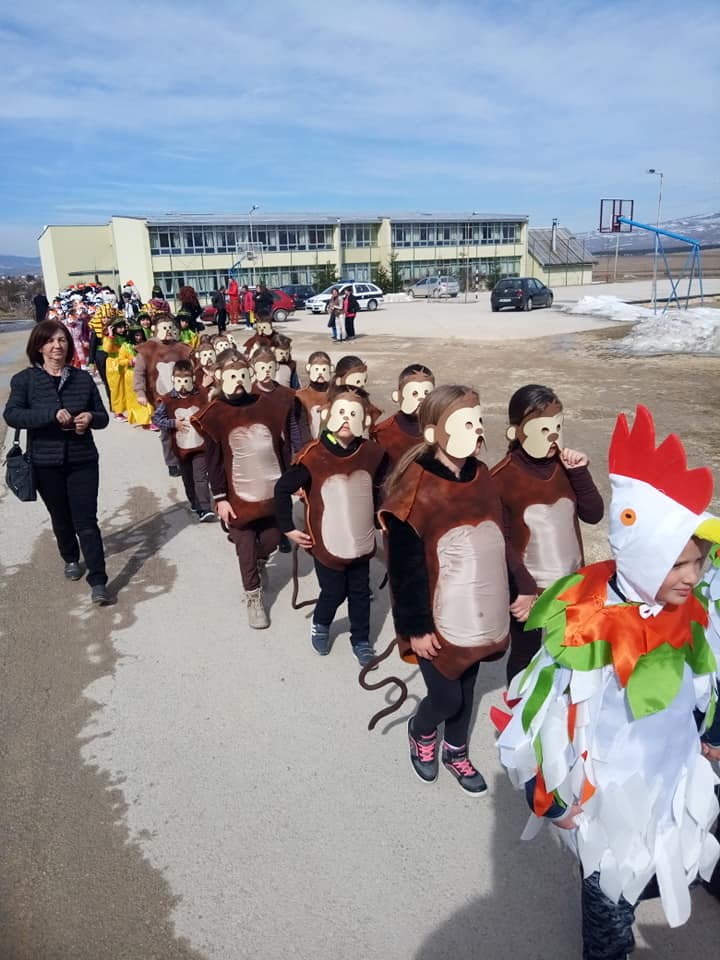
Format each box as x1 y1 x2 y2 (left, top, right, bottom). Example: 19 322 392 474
268 289 296 322
279 283 316 310
490 277 554 312
306 282 384 314
407 275 460 298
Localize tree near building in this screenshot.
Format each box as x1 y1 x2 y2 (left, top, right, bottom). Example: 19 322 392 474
312 262 339 290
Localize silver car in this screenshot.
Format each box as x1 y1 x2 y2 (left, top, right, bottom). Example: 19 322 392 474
407 275 460 298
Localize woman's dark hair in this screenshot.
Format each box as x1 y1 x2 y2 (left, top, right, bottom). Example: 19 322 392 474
178 285 200 309
26 319 75 366
507 383 561 450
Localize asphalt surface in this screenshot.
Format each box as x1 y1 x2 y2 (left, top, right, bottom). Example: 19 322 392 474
1 291 719 959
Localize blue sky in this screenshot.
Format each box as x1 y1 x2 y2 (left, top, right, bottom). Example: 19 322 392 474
1 0 718 255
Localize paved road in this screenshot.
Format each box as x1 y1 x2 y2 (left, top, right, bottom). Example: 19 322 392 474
1 302 719 959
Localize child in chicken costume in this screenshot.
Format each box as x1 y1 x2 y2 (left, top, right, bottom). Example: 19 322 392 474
495 406 720 960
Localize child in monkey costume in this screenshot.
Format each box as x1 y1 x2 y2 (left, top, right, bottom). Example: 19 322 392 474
380 385 515 794
271 333 300 390
491 384 603 685
192 352 288 629
372 364 435 467
152 360 214 522
194 337 217 392
296 351 334 441
334 355 382 428
274 385 388 667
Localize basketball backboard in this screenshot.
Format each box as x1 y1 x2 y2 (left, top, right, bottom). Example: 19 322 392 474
599 199 634 233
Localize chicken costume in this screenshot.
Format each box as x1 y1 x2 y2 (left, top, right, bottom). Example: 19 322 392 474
495 406 720 932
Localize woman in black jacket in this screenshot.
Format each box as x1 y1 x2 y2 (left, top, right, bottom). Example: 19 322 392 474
3 319 112 604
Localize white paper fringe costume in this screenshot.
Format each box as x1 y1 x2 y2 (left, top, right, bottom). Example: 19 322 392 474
495 405 720 928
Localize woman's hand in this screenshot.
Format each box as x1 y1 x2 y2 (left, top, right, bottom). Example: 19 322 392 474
410 633 442 659
56 408 73 427
74 412 93 434
560 448 589 469
286 528 313 549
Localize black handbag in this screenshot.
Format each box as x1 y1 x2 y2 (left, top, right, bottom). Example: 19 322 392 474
5 429 36 501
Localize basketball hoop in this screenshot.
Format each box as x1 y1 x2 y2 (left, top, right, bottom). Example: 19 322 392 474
599 199 634 233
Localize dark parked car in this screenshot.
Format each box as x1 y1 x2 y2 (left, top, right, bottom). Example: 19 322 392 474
490 278 554 312
279 284 316 310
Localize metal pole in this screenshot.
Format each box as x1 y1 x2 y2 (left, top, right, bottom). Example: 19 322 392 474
647 170 663 312
248 204 258 287
613 232 620 282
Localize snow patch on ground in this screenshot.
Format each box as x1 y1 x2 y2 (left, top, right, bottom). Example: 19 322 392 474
560 296 720 355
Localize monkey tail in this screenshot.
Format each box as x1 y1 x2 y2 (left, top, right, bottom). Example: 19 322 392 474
378 571 388 590
358 637 408 731
291 544 318 610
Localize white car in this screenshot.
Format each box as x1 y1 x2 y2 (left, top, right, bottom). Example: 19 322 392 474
407 275 460 298
306 282 384 314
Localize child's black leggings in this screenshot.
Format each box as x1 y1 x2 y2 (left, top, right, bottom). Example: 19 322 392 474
413 659 480 746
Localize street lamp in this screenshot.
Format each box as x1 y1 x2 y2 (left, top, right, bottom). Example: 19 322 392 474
646 169 663 312
248 204 259 286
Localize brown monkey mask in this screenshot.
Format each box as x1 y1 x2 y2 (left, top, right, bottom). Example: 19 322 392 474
172 371 195 396
212 335 232 354
320 392 372 440
424 392 484 459
507 400 564 459
336 362 368 389
155 318 179 342
254 319 273 337
197 345 216 368
216 359 254 397
252 355 278 384
307 359 334 385
392 373 435 416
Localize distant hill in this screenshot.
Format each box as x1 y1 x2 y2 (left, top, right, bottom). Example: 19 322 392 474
579 212 720 256
0 254 42 277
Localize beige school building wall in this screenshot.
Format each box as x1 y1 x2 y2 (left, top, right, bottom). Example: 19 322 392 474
38 224 117 298
39 214 531 298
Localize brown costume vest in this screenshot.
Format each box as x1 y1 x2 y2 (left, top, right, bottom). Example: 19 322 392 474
195 367 214 391
380 461 510 679
296 437 385 571
136 340 192 405
295 384 330 440
161 389 209 461
192 394 286 526
371 414 421 467
491 453 582 589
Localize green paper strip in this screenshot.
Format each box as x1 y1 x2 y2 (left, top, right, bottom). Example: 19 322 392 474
522 664 557 733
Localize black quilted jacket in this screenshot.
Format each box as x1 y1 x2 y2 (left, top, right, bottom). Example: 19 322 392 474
3 366 109 466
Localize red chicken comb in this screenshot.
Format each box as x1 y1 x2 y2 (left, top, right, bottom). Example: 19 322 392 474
609 405 712 514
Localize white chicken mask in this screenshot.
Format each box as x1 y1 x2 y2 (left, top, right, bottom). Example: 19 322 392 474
608 405 720 610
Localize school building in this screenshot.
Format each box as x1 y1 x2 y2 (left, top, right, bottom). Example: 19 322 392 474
38 212 531 300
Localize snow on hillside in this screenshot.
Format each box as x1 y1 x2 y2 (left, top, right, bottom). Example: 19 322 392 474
560 296 720 355
578 212 720 256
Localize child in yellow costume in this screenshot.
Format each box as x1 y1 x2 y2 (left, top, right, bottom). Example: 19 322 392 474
103 319 130 420
122 328 154 426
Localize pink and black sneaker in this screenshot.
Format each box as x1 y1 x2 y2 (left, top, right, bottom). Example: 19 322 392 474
408 719 439 783
442 743 487 795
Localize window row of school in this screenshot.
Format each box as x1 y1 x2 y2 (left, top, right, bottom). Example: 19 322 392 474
38 213 592 298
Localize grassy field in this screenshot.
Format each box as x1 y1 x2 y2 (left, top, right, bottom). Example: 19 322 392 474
593 248 720 282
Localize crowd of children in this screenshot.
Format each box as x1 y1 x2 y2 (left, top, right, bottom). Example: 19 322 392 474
43 281 720 958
